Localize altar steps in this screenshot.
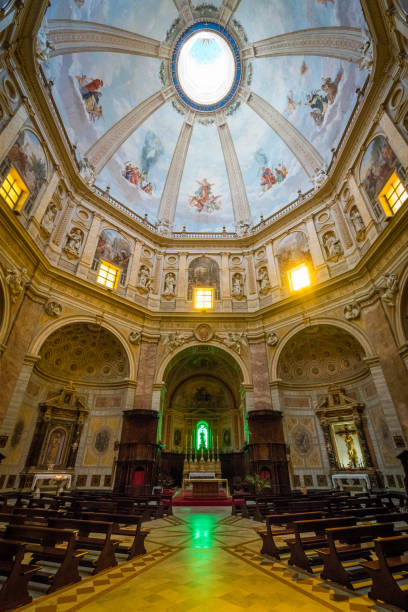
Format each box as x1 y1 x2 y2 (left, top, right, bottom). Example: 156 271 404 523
172 490 232 507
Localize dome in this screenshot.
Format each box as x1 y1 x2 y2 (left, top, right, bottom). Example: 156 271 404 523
42 0 370 236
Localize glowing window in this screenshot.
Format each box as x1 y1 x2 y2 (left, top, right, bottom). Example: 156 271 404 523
288 264 311 292
0 167 28 211
194 287 214 310
378 172 408 216
196 421 209 450
96 261 120 290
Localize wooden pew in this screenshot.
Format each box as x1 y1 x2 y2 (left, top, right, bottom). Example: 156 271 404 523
0 539 41 611
362 534 408 609
80 512 149 560
3 524 85 593
48 517 119 574
316 522 395 588
259 511 325 558
287 516 357 572
338 506 390 518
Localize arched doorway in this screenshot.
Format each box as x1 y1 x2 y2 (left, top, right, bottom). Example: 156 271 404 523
276 324 404 491
2 322 131 491
159 345 246 486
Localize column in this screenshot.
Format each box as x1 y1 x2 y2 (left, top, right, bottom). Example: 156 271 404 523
148 252 163 310
176 252 187 308
331 199 353 250
304 216 329 281
265 241 279 287
220 252 231 310
361 297 408 442
0 294 44 428
126 240 142 300
380 110 408 170
0 104 28 165
76 213 103 278
217 114 252 228
247 333 273 411
346 171 378 241
133 335 160 411
244 251 258 310
156 112 195 230
28 169 60 234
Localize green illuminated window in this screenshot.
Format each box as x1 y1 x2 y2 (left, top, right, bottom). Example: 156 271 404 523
196 421 209 450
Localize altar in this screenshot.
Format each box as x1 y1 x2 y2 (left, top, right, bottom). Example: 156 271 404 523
182 477 230 497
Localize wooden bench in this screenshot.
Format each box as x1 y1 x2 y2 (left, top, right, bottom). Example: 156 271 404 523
316 522 395 589
3 524 85 593
48 517 119 574
286 517 357 572
361 534 408 609
80 512 149 560
259 511 325 558
0 538 41 611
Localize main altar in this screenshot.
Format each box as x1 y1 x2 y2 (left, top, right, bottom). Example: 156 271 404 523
182 420 228 498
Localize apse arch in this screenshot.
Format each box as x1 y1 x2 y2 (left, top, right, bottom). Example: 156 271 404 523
0 268 11 349
270 317 376 381
396 262 408 346
27 315 136 380
155 341 250 386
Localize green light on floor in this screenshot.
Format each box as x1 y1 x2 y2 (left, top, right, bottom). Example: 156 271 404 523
188 513 216 549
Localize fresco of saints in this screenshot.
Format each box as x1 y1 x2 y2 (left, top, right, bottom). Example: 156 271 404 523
304 68 343 126
260 163 288 192
122 162 153 195
75 75 104 122
189 178 221 213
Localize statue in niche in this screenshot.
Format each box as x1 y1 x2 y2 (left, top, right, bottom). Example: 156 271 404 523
64 227 84 259
257 266 270 295
349 206 365 241
231 273 244 299
380 272 399 306
323 231 343 261
137 265 151 294
41 203 58 236
162 272 176 298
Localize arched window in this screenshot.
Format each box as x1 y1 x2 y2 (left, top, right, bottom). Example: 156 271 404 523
196 421 210 450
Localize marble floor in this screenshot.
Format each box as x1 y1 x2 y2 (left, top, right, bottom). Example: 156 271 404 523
20 507 390 612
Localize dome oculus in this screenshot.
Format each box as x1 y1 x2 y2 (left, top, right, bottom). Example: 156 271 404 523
172 22 241 112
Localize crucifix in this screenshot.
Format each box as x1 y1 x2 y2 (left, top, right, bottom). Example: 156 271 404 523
337 425 358 468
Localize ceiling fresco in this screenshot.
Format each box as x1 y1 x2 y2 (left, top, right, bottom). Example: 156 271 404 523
43 0 369 233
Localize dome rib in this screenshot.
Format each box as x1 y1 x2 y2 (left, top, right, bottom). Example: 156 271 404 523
86 87 174 174
245 26 365 64
244 90 325 178
157 110 196 229
47 19 171 59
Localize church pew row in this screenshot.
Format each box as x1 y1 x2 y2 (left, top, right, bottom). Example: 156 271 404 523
286 517 359 572
316 522 396 588
362 534 408 609
2 524 86 594
0 539 41 612
258 511 325 558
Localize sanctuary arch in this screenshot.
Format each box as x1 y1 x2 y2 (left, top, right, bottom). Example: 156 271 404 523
158 345 246 486
275 324 405 491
